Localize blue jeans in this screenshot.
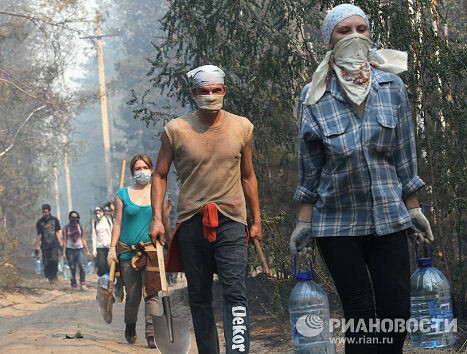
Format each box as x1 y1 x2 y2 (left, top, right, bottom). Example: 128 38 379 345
178 213 249 354
66 248 86 286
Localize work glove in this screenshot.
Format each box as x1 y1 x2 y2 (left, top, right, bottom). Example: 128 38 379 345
107 246 118 265
290 221 312 255
408 207 434 244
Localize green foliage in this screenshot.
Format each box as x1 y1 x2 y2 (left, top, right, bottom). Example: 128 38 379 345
0 1 87 260
133 0 466 318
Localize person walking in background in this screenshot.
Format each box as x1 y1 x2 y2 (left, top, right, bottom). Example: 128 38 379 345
62 211 91 291
35 203 63 284
91 206 112 276
290 4 434 353
104 201 115 221
149 64 262 354
107 154 171 349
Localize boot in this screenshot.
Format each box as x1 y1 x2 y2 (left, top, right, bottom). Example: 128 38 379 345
147 335 157 349
125 323 137 344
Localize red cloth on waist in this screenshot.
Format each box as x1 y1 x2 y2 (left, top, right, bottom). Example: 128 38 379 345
202 204 219 242
166 205 248 272
166 223 182 272
166 205 218 272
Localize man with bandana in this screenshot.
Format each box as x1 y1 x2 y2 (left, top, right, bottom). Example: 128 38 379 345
290 4 434 354
149 64 262 354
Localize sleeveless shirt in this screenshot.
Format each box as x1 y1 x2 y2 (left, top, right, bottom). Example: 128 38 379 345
165 111 254 225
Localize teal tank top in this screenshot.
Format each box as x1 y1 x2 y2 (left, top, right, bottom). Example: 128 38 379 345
117 187 152 260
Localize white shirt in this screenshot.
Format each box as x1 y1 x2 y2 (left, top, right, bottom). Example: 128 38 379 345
91 216 112 252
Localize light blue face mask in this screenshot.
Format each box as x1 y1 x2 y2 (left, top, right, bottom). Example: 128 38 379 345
134 170 151 184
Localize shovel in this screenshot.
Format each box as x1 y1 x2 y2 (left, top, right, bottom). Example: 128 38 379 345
253 238 272 276
152 241 191 354
97 260 115 324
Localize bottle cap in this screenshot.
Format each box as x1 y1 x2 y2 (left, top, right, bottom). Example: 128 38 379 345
293 257 314 281
417 257 433 267
295 270 313 281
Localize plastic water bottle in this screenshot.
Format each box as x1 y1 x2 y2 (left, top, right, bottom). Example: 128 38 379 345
34 257 43 275
58 256 64 273
63 260 71 281
288 258 336 353
86 260 95 275
410 247 456 348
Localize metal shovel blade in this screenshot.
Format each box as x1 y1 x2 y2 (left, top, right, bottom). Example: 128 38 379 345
97 286 113 324
96 261 116 324
152 314 191 354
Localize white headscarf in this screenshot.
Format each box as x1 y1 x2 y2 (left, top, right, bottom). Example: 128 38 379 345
321 3 369 45
304 4 407 106
186 64 225 88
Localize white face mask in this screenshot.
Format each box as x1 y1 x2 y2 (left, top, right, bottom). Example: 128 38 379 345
134 170 151 184
194 95 224 111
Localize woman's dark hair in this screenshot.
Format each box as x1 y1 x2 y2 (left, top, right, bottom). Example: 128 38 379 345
129 154 154 176
68 210 80 220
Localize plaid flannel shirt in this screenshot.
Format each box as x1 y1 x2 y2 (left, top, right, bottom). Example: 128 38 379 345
294 68 425 237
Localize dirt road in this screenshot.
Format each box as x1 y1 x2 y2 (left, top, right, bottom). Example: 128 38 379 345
1 260 463 353
0 260 291 353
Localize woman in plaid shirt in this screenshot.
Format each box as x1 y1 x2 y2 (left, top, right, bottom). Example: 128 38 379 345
290 4 434 354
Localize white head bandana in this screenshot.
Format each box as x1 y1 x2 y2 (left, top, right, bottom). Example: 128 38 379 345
186 64 225 88
322 3 369 45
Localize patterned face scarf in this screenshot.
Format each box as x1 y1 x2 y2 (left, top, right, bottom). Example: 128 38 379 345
304 35 407 106
68 219 81 242
332 33 372 105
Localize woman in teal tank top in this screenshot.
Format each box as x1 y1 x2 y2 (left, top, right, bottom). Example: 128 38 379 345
107 154 168 349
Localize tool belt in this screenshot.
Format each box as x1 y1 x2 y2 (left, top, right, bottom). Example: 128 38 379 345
118 241 162 299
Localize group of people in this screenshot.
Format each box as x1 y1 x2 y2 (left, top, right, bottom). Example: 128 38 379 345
35 202 115 290
34 4 435 353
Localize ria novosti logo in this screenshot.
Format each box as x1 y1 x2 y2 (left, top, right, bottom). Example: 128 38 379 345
295 314 325 337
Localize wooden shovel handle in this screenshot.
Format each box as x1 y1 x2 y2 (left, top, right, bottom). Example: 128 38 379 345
253 239 271 276
108 260 116 291
156 241 169 295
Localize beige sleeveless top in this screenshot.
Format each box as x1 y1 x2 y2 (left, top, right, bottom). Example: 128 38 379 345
165 111 254 225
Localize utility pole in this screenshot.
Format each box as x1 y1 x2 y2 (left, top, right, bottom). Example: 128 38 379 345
53 167 61 221
81 15 118 199
63 134 73 212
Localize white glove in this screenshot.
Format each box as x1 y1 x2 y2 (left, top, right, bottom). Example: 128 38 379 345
92 248 97 258
107 246 118 265
290 221 312 255
408 208 434 244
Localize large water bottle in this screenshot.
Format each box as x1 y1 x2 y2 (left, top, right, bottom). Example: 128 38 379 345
288 258 336 354
63 260 72 281
58 255 64 273
34 257 43 275
86 259 95 275
410 246 456 348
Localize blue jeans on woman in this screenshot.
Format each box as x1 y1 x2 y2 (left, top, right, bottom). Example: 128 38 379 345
66 248 86 287
178 212 249 354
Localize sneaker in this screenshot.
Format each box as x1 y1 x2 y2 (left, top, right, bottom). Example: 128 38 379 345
125 323 137 344
146 335 157 349
80 283 88 291
72 284 78 291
